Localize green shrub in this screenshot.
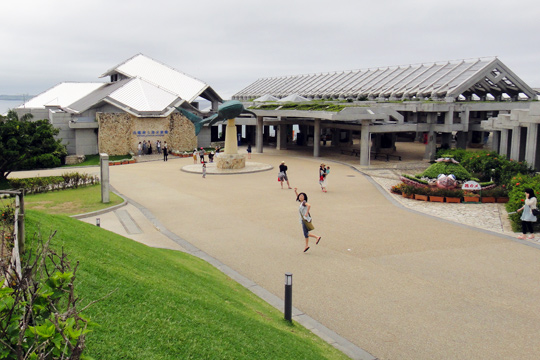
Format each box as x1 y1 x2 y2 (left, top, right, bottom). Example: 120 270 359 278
505 173 540 231
419 162 473 181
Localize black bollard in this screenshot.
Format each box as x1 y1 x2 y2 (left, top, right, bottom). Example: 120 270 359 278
284 273 292 322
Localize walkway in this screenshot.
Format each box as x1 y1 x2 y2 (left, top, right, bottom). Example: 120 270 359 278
13 144 540 360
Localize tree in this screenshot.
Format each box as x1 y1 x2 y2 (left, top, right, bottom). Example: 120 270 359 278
0 110 67 181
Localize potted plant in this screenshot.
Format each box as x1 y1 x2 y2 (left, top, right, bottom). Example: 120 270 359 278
428 188 445 203
401 185 416 199
463 191 480 203
480 188 496 203
443 188 463 203
391 183 405 195
413 186 429 201
493 186 509 203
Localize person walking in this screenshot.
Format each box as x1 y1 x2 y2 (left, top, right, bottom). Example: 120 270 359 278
147 141 153 155
319 164 328 192
163 141 168 161
157 140 162 154
294 188 321 252
142 140 147 155
278 161 292 189
517 188 538 240
193 149 198 164
137 142 142 157
247 143 252 159
199 147 205 163
202 161 207 178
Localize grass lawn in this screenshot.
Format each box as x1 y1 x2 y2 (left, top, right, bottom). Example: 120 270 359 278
63 154 132 167
23 184 123 215
25 210 349 360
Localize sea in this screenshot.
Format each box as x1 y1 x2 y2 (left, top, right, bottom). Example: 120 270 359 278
0 100 23 115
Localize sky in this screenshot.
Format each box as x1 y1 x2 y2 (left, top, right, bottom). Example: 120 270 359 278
1 0 539 100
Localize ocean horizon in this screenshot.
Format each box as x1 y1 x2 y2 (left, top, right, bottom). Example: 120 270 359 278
0 99 23 115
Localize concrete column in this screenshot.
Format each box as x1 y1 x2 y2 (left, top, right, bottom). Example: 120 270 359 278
277 123 288 150
525 124 539 166
100 153 110 204
499 129 509 158
510 126 521 161
445 109 454 125
313 119 321 157
423 113 437 161
256 116 263 153
456 131 468 149
360 120 371 166
491 131 501 153
224 119 238 154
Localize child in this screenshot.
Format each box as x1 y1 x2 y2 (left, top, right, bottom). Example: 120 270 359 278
202 162 207 178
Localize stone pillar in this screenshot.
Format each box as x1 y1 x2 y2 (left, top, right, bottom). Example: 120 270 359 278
360 120 371 166
100 153 110 204
276 123 288 150
456 131 468 149
224 119 238 154
491 131 501 153
499 129 509 158
445 109 454 125
441 133 452 149
256 116 263 153
314 119 321 157
332 129 340 147
510 126 521 161
525 124 539 167
423 113 437 161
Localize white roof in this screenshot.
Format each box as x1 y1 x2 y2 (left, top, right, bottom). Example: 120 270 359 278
233 57 536 102
19 82 104 109
107 77 179 112
278 93 309 102
253 94 279 102
101 54 208 103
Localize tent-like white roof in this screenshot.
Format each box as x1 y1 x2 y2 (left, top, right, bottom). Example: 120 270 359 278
101 54 220 104
253 94 279 102
19 82 104 109
233 57 536 102
18 54 222 117
278 93 309 102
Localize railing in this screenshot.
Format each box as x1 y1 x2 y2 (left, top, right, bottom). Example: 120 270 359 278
1 190 24 281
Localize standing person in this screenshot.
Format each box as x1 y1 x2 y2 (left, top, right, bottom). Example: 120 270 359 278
278 161 292 189
209 151 214 163
294 188 321 252
163 141 168 161
199 147 205 163
142 140 147 155
517 188 538 240
193 149 198 164
247 143 252 159
319 164 328 192
202 161 207 178
137 142 142 157
148 141 153 155
157 140 162 154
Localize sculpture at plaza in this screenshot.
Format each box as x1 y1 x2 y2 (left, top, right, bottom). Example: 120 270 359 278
176 101 256 169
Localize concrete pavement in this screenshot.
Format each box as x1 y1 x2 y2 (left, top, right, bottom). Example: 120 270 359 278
14 145 540 360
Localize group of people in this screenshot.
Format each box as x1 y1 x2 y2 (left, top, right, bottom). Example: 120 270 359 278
137 140 168 161
194 146 220 165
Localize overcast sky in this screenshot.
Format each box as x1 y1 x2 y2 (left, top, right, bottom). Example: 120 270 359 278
1 0 539 99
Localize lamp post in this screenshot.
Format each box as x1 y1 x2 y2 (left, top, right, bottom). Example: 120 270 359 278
96 218 100 227
284 273 292 322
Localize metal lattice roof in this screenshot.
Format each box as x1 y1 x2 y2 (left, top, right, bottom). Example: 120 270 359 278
233 58 536 102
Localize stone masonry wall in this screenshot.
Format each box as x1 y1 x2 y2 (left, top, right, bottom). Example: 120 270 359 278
97 112 197 155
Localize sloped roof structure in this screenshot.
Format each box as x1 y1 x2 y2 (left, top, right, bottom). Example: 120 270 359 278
253 94 279 102
278 93 309 102
233 57 536 102
19 54 222 117
20 82 104 109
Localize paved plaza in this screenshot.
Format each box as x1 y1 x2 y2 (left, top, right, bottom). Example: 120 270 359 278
14 143 540 360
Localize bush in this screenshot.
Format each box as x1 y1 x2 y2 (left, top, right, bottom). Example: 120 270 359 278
505 173 540 231
419 162 473 181
8 172 99 194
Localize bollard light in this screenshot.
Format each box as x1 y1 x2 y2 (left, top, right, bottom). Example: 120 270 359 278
284 273 293 322
96 218 101 227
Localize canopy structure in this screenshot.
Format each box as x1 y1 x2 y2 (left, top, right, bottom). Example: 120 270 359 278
278 93 309 102
253 94 279 102
233 57 536 102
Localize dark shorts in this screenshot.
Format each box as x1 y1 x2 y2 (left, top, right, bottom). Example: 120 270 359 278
301 222 310 238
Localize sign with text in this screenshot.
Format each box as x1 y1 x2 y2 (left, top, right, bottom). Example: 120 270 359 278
462 181 481 190
134 130 168 137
